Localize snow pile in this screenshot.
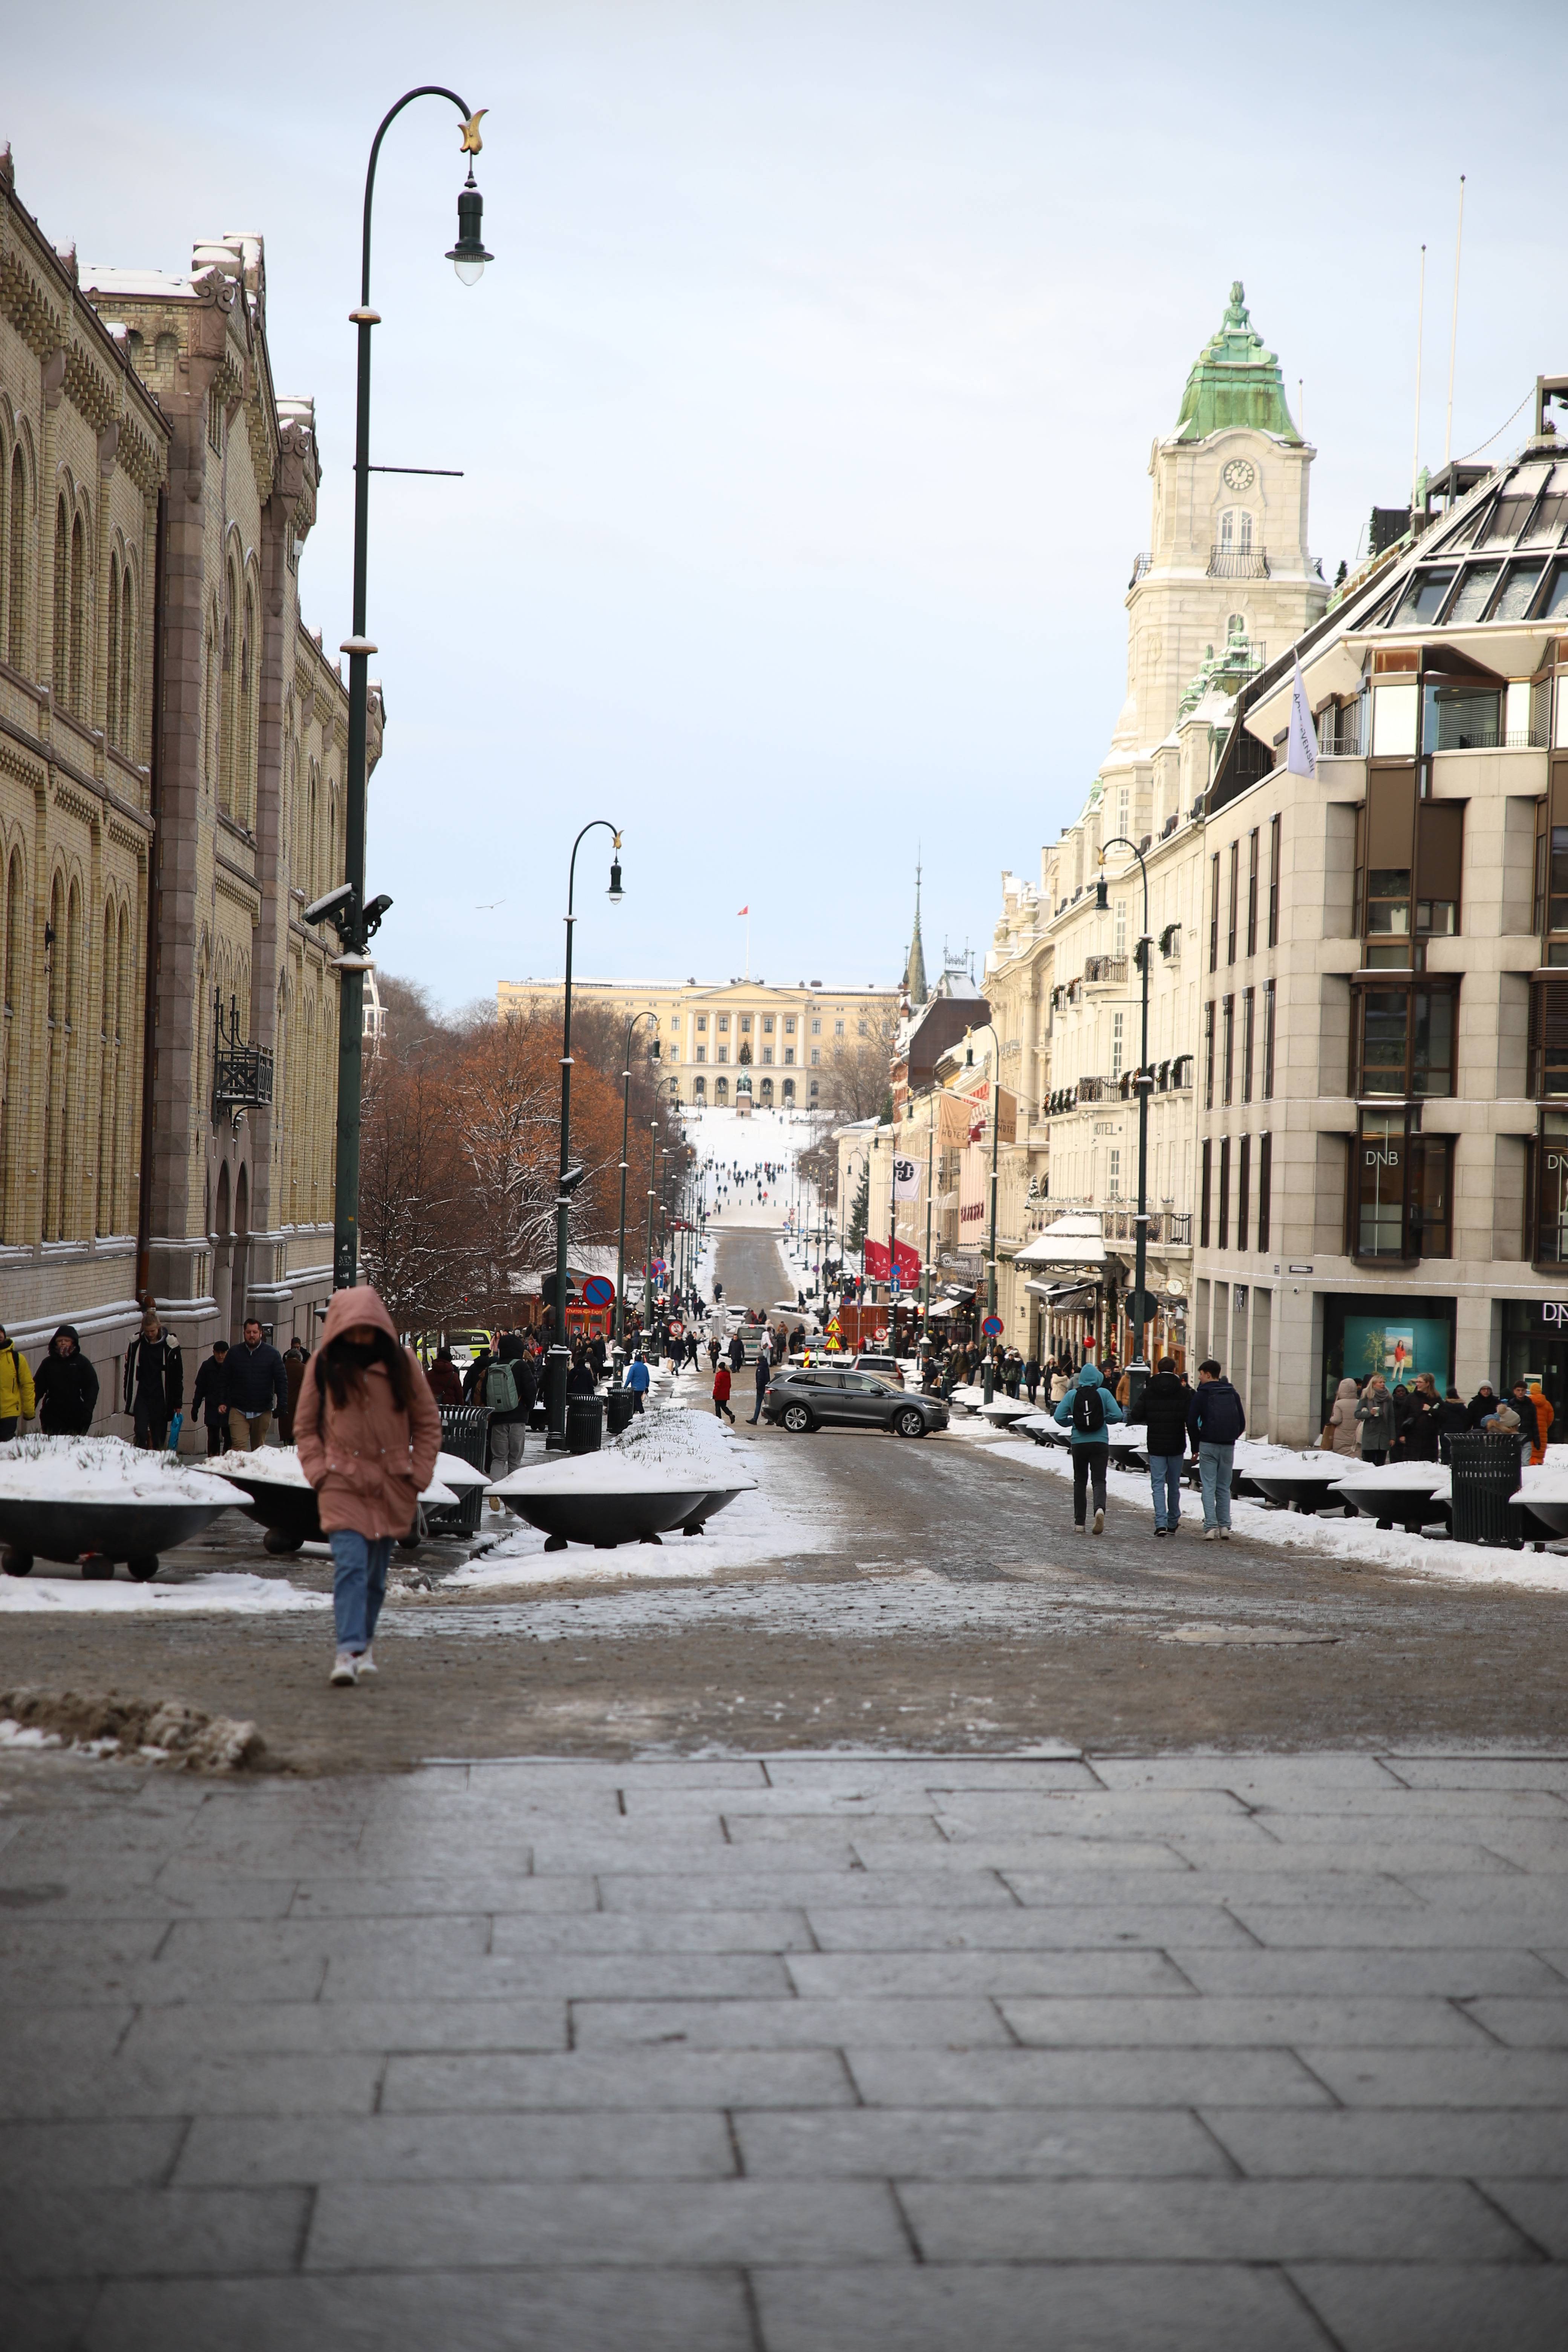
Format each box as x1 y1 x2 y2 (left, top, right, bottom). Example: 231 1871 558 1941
0 1436 246 1508
0 1572 330 1615
0 1684 265 1770
196 1444 457 1506
488 1406 756 1501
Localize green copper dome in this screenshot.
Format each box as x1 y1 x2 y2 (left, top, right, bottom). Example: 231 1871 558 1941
1173 283 1301 444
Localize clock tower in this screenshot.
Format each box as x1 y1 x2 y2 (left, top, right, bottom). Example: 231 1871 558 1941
1110 283 1327 758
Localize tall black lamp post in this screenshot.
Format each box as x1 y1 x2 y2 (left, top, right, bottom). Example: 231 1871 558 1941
963 1023 1004 1404
613 1013 659 1379
1096 838 1153 1413
326 89 492 1292
547 821 624 1447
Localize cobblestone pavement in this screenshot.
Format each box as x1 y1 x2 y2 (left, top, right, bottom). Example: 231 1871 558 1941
3 1743 1568 2350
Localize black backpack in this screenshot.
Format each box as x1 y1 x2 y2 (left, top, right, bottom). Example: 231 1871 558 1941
1071 1382 1106 1435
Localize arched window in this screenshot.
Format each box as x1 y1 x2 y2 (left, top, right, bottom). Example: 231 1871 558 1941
782 1078 795 1102
1227 612 1247 643
6 447 24 671
68 511 86 713
1218 508 1254 556
119 564 135 755
715 1075 728 1102
106 555 121 747
52 498 69 694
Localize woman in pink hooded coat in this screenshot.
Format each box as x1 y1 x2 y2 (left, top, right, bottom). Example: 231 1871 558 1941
295 1285 441 1686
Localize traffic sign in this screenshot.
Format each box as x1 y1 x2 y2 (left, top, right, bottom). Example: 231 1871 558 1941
982 1314 1004 1337
582 1274 615 1308
826 1316 840 1336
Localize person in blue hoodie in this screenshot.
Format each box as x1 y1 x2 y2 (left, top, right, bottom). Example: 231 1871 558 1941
1052 1359 1125 1536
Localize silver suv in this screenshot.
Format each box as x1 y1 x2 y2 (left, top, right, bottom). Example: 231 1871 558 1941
762 1366 948 1438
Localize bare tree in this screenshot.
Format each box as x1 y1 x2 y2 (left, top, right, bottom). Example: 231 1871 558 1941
358 1055 476 1335
815 1007 898 1125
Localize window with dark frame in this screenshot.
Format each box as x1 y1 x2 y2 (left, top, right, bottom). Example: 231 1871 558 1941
1204 1000 1215 1109
1221 995 1234 1106
1209 853 1219 972
1351 1109 1452 1260
1200 1138 1212 1247
1246 828 1259 956
1242 987 1255 1105
1227 840 1239 965
1218 1136 1231 1248
1237 1133 1251 1252
1257 1132 1272 1251
1262 978 1276 1099
1533 1110 1568 1264
1267 814 1281 947
1357 982 1456 1099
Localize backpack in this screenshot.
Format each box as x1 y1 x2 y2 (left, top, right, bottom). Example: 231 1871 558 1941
1198 1381 1245 1444
1070 1382 1106 1435
483 1358 520 1413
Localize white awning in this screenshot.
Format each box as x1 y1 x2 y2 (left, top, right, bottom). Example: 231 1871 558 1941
1026 1280 1099 1311
1014 1214 1107 1270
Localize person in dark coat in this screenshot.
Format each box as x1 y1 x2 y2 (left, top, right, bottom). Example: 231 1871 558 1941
191 1339 230 1455
1389 1382 1414 1461
727 1331 746 1374
425 1347 463 1410
124 1308 183 1450
1404 1375 1441 1462
1187 1359 1246 1538
565 1349 596 1399
487 1333 536 1479
226 1319 288 1451
1023 1355 1040 1404
1135 1356 1191 1536
1510 1381 1541 1455
749 1344 772 1426
1466 1382 1499 1427
1435 1386 1470 1463
35 1324 100 1435
281 1342 307 1442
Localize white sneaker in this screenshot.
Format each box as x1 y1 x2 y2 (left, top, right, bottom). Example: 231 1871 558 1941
355 1648 377 1677
1203 1528 1218 1541
1217 1529 1231 1542
329 1651 357 1686
1092 1508 1104 1536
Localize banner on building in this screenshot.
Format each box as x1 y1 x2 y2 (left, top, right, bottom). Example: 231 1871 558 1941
892 1155 920 1200
864 1237 921 1286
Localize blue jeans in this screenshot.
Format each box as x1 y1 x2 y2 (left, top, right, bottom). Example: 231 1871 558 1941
1148 1452 1185 1531
331 1530 392 1653
1198 1442 1234 1531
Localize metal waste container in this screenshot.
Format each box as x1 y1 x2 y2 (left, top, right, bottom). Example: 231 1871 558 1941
1448 1430 1522 1547
566 1395 605 1456
605 1387 638 1438
432 1405 491 1536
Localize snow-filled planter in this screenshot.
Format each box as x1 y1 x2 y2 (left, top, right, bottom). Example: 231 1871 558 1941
1332 1459 1450 1533
191 1447 458 1553
487 1409 756 1550
0 1438 248 1582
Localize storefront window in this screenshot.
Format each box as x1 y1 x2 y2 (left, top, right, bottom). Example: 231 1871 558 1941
1352 1110 1452 1260
1533 1112 1568 1265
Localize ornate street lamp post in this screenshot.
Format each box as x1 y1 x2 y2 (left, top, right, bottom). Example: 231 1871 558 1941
964 1023 1003 1405
1096 838 1153 1412
547 822 624 1447
326 88 492 1292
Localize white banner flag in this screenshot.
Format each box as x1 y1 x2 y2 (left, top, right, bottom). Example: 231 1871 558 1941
892 1155 920 1201
1286 652 1318 779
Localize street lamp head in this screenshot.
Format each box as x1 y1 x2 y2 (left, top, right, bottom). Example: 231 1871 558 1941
1095 872 1110 913
607 858 624 905
447 170 493 285
650 1036 661 1060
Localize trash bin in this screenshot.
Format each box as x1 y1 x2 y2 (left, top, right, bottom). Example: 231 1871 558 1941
566 1395 605 1456
605 1387 638 1438
1448 1430 1522 1547
432 1405 491 1537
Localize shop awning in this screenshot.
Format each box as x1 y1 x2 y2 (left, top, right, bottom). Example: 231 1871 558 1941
1014 1214 1107 1271
1026 1280 1099 1312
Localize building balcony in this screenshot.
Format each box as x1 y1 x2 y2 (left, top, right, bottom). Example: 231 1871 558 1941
1103 1208 1192 1249
1084 955 1127 986
1208 546 1271 579
1130 552 1153 586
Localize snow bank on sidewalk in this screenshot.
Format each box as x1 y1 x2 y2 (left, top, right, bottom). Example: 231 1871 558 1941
0 1436 247 1507
191 1444 458 1506
488 1405 757 1500
0 1572 330 1615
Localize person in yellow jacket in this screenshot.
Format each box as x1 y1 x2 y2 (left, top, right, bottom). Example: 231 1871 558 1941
0 1324 37 1438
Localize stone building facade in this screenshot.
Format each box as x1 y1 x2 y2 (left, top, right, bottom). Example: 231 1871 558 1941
0 149 375 1421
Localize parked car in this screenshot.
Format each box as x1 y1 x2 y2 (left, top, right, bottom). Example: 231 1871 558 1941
763 1365 947 1438
850 1352 905 1389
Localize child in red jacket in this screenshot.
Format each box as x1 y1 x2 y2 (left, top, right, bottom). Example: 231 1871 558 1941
712 1362 735 1424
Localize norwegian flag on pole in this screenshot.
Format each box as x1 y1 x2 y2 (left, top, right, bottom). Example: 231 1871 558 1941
737 905 749 916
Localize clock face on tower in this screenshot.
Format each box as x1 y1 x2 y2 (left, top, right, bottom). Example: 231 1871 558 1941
1222 458 1256 493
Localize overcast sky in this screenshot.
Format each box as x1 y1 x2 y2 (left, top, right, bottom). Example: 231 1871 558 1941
8 0 1556 1007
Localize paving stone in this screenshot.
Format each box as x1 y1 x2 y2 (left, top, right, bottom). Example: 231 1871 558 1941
1461 1998 1568 2046
83 2268 755 2351
720 1815 946 1849
0 2119 185 2190
381 2047 855 2112
8 2050 383 2121
1300 2046 1568 2106
804 1902 1256 1951
0 2186 309 2280
175 2109 737 2187
1088 1755 1404 1793
0 2280 100 2352
489 1911 814 1957
1201 2104 1568 2178
845 2046 1332 2108
897 2175 1527 2262
323 1950 777 2004
1168 1835 1516 1876
933 1790 1253 1832
907 1839 1194 1874
1248 1789 1568 1821
733 2105 1230 2180
572 1995 1011 2050
1287 2263 1568 2352
998 1993 1485 2047
161 1913 492 1969
287 1875 599 1917
1474 2177 1568 2257
785 1948 1190 1997
305 2177 909 2270
752 2260 1334 2352
1168 1944 1567 1996
1006 1866 1418 1909
600 1870 1021 1912
1382 1759 1568 1793
119 1998 569 2058
1230 1904 1568 1949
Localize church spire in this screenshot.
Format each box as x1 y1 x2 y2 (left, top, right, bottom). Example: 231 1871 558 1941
1173 281 1302 444
903 858 928 1008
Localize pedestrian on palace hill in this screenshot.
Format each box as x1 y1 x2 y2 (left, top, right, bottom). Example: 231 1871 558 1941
1436 1386 1469 1463
1355 1374 1395 1466
226 1317 287 1452
192 1338 231 1455
1321 1377 1361 1457
124 1306 182 1451
1136 1354 1190 1536
0 1323 36 1441
34 1325 98 1435
749 1342 770 1425
713 1360 735 1424
1188 1358 1246 1540
1053 1360 1123 1536
424 1346 463 1410
295 1284 440 1689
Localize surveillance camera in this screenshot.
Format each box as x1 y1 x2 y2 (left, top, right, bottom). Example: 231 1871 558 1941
304 883 354 926
363 893 394 934
560 1164 587 1195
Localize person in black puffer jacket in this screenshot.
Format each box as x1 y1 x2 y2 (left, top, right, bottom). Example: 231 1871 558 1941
1136 1357 1191 1536
34 1324 99 1435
